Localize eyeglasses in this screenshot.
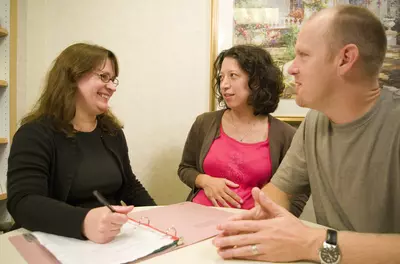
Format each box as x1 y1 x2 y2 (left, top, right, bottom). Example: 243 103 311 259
94 72 119 87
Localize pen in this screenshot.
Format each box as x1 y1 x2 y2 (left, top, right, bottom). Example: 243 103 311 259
93 190 137 227
93 190 116 213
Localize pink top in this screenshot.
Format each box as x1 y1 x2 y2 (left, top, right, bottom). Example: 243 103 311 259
192 125 272 209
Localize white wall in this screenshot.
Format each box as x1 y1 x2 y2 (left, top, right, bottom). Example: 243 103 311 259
17 0 211 204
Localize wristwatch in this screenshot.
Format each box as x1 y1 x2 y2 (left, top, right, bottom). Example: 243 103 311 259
319 229 341 264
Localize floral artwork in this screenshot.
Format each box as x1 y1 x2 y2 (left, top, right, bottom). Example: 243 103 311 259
232 0 329 99
231 0 400 100
349 0 369 6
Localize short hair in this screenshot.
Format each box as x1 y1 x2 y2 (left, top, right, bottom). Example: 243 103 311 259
21 43 122 135
326 5 387 76
213 45 284 116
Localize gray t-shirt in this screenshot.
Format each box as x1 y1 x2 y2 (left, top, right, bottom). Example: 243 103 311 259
271 86 400 233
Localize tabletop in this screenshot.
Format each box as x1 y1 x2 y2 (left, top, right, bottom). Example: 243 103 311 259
0 206 324 264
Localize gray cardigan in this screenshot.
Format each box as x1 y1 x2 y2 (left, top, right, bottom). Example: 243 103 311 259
178 110 309 217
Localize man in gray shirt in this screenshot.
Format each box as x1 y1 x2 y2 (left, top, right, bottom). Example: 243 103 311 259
213 5 400 264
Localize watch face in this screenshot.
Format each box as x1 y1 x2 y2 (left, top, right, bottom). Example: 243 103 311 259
320 247 341 264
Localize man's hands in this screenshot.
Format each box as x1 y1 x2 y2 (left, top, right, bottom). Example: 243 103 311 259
228 187 280 221
213 187 324 262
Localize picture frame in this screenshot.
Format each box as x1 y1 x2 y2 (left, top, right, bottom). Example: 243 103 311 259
209 0 400 123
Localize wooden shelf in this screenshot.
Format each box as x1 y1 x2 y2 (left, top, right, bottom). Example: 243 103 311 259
0 193 7 201
0 80 8 87
0 27 8 37
0 138 8 144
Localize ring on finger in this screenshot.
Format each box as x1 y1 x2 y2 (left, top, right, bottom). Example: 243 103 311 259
251 244 259 255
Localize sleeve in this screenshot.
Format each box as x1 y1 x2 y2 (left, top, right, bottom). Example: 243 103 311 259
7 122 90 239
279 123 296 163
177 115 203 190
271 119 311 196
278 122 310 217
290 193 310 217
119 130 156 206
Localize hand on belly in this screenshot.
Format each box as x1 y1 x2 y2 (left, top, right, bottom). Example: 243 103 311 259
195 174 243 208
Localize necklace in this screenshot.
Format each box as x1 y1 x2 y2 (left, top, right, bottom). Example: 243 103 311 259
230 112 257 142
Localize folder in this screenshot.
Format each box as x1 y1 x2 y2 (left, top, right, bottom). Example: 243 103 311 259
8 202 235 263
129 202 235 249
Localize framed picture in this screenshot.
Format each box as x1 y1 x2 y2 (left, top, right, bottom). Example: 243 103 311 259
209 0 400 122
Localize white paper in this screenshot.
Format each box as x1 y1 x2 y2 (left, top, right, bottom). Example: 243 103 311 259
33 221 176 264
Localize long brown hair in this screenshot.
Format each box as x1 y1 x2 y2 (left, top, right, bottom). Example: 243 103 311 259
21 43 123 135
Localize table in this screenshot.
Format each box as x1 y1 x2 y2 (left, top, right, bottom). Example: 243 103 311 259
0 206 324 264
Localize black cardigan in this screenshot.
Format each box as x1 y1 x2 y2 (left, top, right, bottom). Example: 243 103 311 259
7 118 156 239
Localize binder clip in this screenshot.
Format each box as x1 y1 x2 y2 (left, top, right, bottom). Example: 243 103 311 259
165 226 184 246
165 226 177 237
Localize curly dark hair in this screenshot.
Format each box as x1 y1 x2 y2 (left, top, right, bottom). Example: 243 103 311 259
213 45 284 116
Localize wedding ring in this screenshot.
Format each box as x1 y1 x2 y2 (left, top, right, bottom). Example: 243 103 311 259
251 244 259 255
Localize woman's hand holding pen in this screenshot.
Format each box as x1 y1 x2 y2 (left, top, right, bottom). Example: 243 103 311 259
195 174 243 208
82 205 134 244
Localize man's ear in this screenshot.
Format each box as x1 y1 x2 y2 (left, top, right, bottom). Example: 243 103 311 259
337 44 359 76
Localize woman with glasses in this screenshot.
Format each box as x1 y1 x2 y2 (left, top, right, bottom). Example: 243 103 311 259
7 43 155 243
178 45 308 215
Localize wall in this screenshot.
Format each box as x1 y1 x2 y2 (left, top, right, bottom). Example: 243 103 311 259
13 0 316 223
16 0 211 204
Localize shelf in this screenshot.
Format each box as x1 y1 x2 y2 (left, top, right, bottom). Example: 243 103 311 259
0 80 8 87
0 27 8 37
0 193 7 201
0 138 8 144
